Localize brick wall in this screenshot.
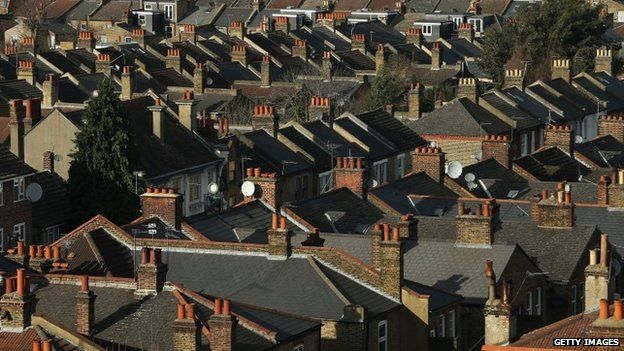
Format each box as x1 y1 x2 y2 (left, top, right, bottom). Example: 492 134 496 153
141 188 183 229
422 136 482 166
321 320 366 351
482 135 512 168
455 201 494 245
412 147 445 183
544 125 573 155
275 329 320 351
76 290 95 335
599 115 624 144
334 157 368 197
0 178 34 247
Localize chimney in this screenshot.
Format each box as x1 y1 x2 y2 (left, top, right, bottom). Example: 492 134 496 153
217 115 230 137
395 0 405 14
121 66 133 100
141 187 183 229
95 54 111 75
334 157 368 198
455 200 497 246
261 55 271 87
33 340 53 351
322 51 332 82
406 28 422 47
598 172 624 208
267 213 292 259
176 90 198 133
17 61 36 85
292 39 309 60
535 182 574 228
351 33 366 51
308 96 333 122
135 247 167 296
408 83 423 119
595 48 613 75
584 234 610 312
21 37 35 54
275 16 290 34
193 63 205 94
552 59 571 82
253 0 264 11
504 69 525 90
379 224 403 300
149 99 166 141
231 45 248 66
5 241 29 266
260 15 271 32
484 261 513 345
166 49 183 73
458 77 479 103
431 42 442 69
599 114 624 144
375 44 385 75
132 28 146 48
42 74 58 107
544 124 574 156
180 24 197 43
77 31 95 52
244 168 281 209
301 228 325 247
43 151 54 172
252 105 278 137
458 23 474 42
172 303 201 351
482 135 512 168
27 245 53 273
412 147 445 183
208 299 238 351
76 275 96 335
9 99 25 158
229 21 246 39
0 268 35 332
395 214 417 240
24 98 40 133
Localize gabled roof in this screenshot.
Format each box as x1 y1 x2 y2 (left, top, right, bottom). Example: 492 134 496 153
31 170 70 230
334 115 397 159
240 129 314 175
355 108 426 151
514 146 591 182
575 135 624 169
279 125 333 172
0 145 36 180
456 158 530 199
300 120 368 158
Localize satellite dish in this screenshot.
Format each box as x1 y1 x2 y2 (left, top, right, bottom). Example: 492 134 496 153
207 182 219 195
574 135 584 144
241 181 256 196
464 173 476 182
467 181 478 190
428 141 438 148
367 178 379 188
25 183 42 202
205 77 213 86
446 161 463 179
472 150 483 161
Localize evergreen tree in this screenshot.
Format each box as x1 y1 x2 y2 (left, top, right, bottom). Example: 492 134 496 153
68 78 139 225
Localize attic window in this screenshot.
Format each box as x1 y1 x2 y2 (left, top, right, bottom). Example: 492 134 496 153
145 4 152 10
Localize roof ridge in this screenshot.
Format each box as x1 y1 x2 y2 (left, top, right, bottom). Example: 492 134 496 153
306 256 351 306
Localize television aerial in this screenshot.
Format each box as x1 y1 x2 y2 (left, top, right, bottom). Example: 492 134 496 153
207 182 219 195
25 183 42 202
241 181 256 197
446 161 463 179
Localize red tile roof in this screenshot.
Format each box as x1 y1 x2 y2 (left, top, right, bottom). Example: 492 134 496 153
0 328 40 351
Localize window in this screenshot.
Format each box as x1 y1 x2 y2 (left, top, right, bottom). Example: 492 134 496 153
396 155 405 178
571 284 578 314
228 161 236 182
293 345 304 351
452 17 462 29
435 314 445 337
295 175 309 200
319 172 332 194
618 11 624 22
165 26 173 38
124 36 132 43
13 223 25 243
100 36 108 43
422 25 433 36
170 177 183 194
0 182 3 205
139 15 146 26
447 310 456 338
535 287 542 316
80 23 87 30
164 4 174 19
469 19 482 32
374 161 388 184
43 226 61 244
145 4 153 10
526 291 533 315
188 174 202 203
13 177 24 202
521 133 529 156
377 320 387 351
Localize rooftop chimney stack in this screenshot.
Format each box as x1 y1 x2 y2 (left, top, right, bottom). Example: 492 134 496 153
455 200 498 246
21 37 34 54
0 268 35 332
166 49 183 73
599 114 624 144
132 28 146 48
504 69 525 90
17 61 36 85
535 182 574 228
351 33 366 51
408 83 423 119
180 24 197 43
43 151 54 173
172 303 202 351
292 39 309 60
42 74 58 107
141 187 183 229
27 245 53 273
458 23 474 42
598 172 624 208
308 96 333 123
458 77 479 103
275 16 290 34
482 135 512 168
193 63 205 94
76 275 96 335
375 44 386 75
595 48 613 75
322 51 332 82
243 168 281 209
121 66 133 100
149 99 166 141
95 54 111 75
552 59 571 82
334 157 369 198
484 261 513 345
252 105 278 137
231 45 248 66
267 213 292 259
585 234 611 312
229 21 246 39
208 299 238 351
261 55 271 87
9 99 25 158
5 241 29 266
176 90 198 133
412 147 445 183
431 42 442 69
379 224 403 299
77 31 96 52
135 247 167 297
544 124 574 156
406 28 423 47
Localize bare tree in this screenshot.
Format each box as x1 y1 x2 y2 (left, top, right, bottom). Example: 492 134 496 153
22 0 53 38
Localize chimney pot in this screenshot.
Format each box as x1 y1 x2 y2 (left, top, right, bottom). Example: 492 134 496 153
223 299 231 315
80 275 89 291
5 276 14 294
16 268 25 296
177 304 185 319
615 299 623 320
601 234 608 268
42 340 51 351
215 298 223 315
280 216 287 230
17 241 24 255
185 303 196 320
599 299 609 319
32 341 41 351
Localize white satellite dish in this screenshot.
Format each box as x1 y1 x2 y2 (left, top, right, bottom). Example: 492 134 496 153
207 182 219 195
25 183 42 202
241 181 256 196
467 181 478 190
367 179 379 188
464 173 476 182
574 135 584 144
428 141 438 148
446 161 463 179
206 77 213 86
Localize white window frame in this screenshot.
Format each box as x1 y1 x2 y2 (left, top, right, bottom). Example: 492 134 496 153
521 133 529 156
139 15 146 26
164 4 174 20
188 174 202 203
170 176 183 194
377 320 387 351
396 154 405 178
145 4 153 10
373 160 388 184
318 170 333 194
526 291 533 315
12 222 25 243
435 314 445 337
447 310 456 338
43 225 61 244
13 177 25 202
452 17 462 29
0 182 3 206
618 10 624 22
293 345 304 351
535 287 542 316
422 25 433 36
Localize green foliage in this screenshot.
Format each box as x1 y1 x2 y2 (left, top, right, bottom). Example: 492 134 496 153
478 25 519 86
68 78 139 225
422 84 455 112
364 57 412 111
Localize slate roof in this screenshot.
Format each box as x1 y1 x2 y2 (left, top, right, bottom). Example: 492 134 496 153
122 217 190 241
0 145 36 180
433 0 469 13
501 87 564 124
514 147 591 182
334 116 397 160
410 66 460 86
340 21 407 47
213 7 255 27
336 50 376 71
300 120 368 158
575 135 624 169
62 228 135 277
65 0 101 21
526 83 586 121
279 125 332 172
89 0 138 21
355 108 426 150
456 158 531 199
241 129 314 175
403 280 462 313
333 0 371 11
31 171 70 230
480 91 542 131
0 80 44 102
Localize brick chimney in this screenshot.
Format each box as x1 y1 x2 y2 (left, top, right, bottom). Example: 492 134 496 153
408 83 423 119
431 42 442 69
334 157 368 198
244 168 281 209
28 245 54 273
552 59 571 82
135 247 167 296
167 49 183 73
484 261 513 345
176 90 198 133
308 96 333 122
267 213 291 259
261 55 271 87
76 275 96 335
599 115 624 143
23 98 39 134
231 45 248 66
535 183 574 228
455 200 497 246
0 268 35 332
9 99 25 158
395 214 417 240
595 48 613 75
209 299 238 351
458 77 479 103
217 115 230 137
149 98 166 141
412 147 445 183
77 31 95 52
275 16 290 34
229 21 246 39
322 51 332 82
253 0 264 12
33 340 53 351
406 28 422 47
17 60 36 85
180 24 196 43
141 187 183 229
292 39 308 60
42 151 54 172
375 44 386 75
252 105 278 137
585 234 610 311
458 23 474 42
482 135 512 168
172 303 201 351
42 74 58 107
301 228 325 247
504 69 525 90
379 224 403 300
132 28 146 48
95 54 111 75
351 33 366 51
598 172 624 208
121 66 133 100
193 63 205 94
544 124 574 156
5 241 29 266
21 37 34 54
